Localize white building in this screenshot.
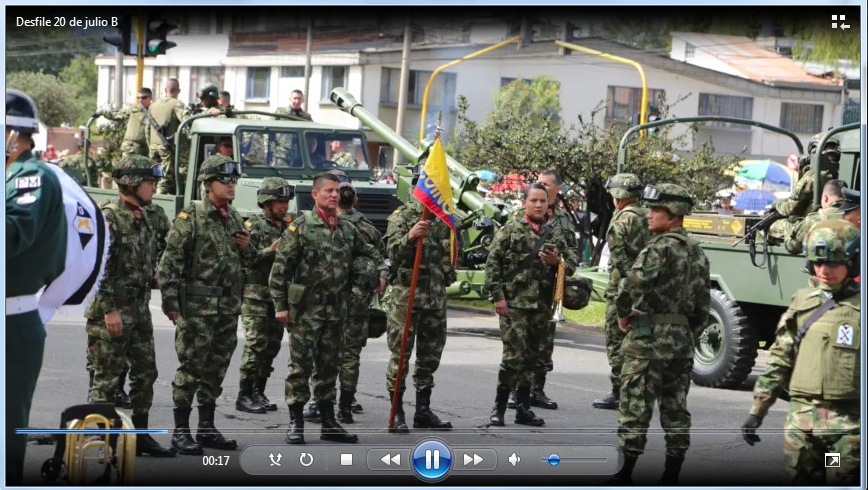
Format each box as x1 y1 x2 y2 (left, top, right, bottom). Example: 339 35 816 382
95 22 850 160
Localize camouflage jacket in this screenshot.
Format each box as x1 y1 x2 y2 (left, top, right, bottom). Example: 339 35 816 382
485 213 578 310
146 96 190 150
332 152 356 168
773 167 834 218
158 199 249 316
750 284 860 417
144 204 170 264
269 209 382 316
785 204 844 255
277 106 313 121
86 198 156 324
342 208 387 315
243 211 293 302
120 107 149 157
386 200 456 311
605 203 649 297
615 227 711 360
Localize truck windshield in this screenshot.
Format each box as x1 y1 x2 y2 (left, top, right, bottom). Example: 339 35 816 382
305 132 370 171
239 130 302 168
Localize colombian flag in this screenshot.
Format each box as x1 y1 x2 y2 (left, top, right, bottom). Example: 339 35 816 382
412 135 458 266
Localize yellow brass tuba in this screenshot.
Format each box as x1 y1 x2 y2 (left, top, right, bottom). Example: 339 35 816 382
41 404 136 485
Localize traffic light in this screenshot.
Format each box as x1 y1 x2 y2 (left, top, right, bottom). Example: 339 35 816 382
103 14 135 56
144 17 178 57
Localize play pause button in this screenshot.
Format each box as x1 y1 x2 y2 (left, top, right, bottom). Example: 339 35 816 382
453 448 497 471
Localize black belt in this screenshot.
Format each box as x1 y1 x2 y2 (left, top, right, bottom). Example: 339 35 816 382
186 285 237 297
244 273 269 284
113 285 149 297
307 291 343 306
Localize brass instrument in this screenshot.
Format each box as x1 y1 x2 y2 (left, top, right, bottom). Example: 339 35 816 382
41 404 136 485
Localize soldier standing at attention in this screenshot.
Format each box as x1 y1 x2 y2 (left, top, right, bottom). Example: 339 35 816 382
742 220 860 486
593 173 648 410
269 172 382 445
158 155 250 455
384 196 456 433
5 89 67 484
236 177 295 414
85 155 175 458
148 77 191 195
610 183 711 485
485 184 578 427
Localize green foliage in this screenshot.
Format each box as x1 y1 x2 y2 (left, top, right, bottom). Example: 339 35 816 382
6 71 87 127
6 26 102 76
597 13 762 51
786 17 860 64
91 111 130 173
492 76 562 123
59 56 99 124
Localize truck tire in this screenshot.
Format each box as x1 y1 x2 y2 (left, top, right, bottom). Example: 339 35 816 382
692 289 758 388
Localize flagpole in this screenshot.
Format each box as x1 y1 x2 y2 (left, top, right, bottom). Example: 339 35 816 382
388 206 429 431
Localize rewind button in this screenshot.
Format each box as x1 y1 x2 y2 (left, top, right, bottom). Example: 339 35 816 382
366 449 410 471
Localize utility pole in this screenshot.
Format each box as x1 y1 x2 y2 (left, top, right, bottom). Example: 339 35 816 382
303 17 313 112
114 50 124 108
393 14 412 167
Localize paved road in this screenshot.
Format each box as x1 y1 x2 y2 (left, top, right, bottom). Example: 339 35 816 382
20 296 789 486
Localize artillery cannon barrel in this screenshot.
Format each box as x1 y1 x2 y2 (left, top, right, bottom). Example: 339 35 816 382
330 88 501 222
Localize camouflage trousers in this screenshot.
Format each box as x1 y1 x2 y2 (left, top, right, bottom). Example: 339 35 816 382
531 318 557 387
240 299 284 379
618 356 693 458
604 301 626 392
120 140 147 159
782 397 860 485
339 309 370 392
151 146 187 195
497 309 549 391
86 320 157 416
172 314 238 408
285 307 346 406
386 306 447 394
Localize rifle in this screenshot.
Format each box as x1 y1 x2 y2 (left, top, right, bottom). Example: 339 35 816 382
731 209 782 268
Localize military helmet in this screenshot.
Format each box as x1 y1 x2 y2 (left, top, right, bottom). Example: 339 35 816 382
257 176 295 206
642 183 694 216
605 173 643 199
807 133 841 156
197 83 219 101
6 89 40 134
805 219 860 267
111 154 164 186
198 154 242 183
327 169 352 184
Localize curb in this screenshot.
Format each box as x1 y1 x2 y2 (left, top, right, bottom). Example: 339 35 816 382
447 304 603 337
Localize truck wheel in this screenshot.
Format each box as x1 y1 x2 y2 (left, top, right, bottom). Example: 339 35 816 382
692 289 758 388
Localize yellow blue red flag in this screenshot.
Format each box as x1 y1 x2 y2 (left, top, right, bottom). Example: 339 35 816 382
412 135 458 265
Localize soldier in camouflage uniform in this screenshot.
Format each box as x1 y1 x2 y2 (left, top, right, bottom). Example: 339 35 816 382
784 179 845 255
120 87 153 158
594 173 649 410
158 155 250 455
384 198 456 432
192 83 223 116
610 183 711 485
148 78 191 195
485 184 579 427
768 135 840 242
85 154 175 457
236 177 295 414
269 172 383 445
742 220 860 486
276 89 313 121
329 140 356 168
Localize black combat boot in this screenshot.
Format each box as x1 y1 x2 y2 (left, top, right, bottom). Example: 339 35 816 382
86 370 94 404
337 389 355 424
236 376 267 414
658 454 684 484
286 403 305 444
507 390 517 409
388 391 409 434
132 413 176 457
608 454 638 484
318 402 358 443
529 374 558 410
195 403 238 450
115 374 132 409
592 390 620 410
514 386 545 426
303 395 321 423
413 388 452 430
489 387 510 426
171 407 203 455
351 395 363 414
252 375 277 411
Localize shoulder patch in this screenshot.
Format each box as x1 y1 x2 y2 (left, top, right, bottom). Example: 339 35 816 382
288 224 298 233
177 212 189 220
15 193 37 205
245 220 253 230
15 176 41 189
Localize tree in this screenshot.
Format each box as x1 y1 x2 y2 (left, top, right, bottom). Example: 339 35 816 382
6 26 101 76
59 56 99 125
6 71 87 128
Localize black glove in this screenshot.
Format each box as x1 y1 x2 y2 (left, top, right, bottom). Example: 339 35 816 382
741 414 762 446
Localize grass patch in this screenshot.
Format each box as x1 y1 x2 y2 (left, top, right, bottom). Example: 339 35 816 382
449 298 606 328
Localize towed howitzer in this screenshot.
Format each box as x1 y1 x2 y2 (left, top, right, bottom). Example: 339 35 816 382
330 88 505 271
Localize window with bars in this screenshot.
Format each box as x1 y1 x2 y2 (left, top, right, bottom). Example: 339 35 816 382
606 86 665 123
698 93 754 128
190 67 225 96
321 66 349 101
281 66 305 78
779 103 823 134
685 43 696 59
380 68 457 110
246 67 271 100
152 67 180 100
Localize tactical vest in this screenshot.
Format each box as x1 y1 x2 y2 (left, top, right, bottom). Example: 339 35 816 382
788 291 860 400
605 206 647 289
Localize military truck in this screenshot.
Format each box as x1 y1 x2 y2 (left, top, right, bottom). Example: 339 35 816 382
78 111 401 230
614 118 861 388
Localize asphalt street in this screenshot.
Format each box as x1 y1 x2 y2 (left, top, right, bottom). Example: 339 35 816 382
19 294 789 486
